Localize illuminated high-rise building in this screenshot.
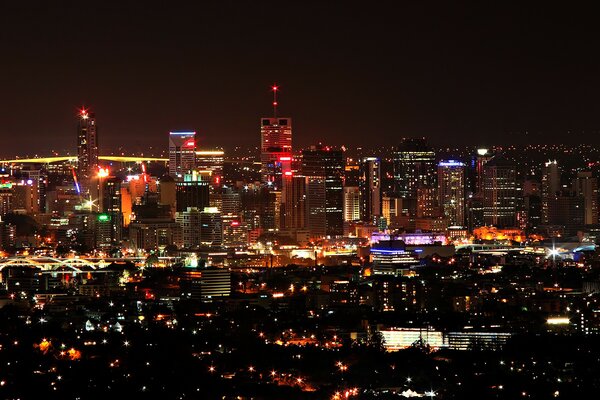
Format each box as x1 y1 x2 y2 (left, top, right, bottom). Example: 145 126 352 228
573 171 598 225
200 207 223 246
301 145 345 236
547 194 585 236
417 187 438 218
474 148 492 196
483 155 517 228
343 186 360 222
169 131 196 179
438 160 466 226
76 108 98 195
541 160 560 224
382 196 402 225
195 149 224 188
260 117 292 189
393 138 436 199
175 177 210 212
260 85 292 190
280 173 306 230
359 157 381 222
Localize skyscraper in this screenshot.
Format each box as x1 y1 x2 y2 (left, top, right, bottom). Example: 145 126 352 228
474 148 492 196
343 186 361 222
359 157 381 222
573 171 598 225
169 132 196 179
261 83 292 190
260 117 292 189
393 138 436 200
483 155 517 228
301 145 345 237
438 160 466 227
541 160 560 224
77 108 98 195
195 149 224 188
305 176 327 237
175 178 210 212
280 173 306 230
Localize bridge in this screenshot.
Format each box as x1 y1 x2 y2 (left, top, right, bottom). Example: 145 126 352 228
0 155 168 164
0 256 180 272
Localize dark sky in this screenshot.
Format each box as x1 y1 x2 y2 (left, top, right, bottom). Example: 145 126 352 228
1 1 600 156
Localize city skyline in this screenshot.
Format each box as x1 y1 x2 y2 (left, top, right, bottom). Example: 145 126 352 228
4 3 600 399
2 2 600 155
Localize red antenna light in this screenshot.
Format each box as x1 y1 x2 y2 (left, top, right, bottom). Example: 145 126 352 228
78 107 89 119
271 83 279 118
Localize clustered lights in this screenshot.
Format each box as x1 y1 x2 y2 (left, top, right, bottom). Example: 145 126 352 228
79 107 89 120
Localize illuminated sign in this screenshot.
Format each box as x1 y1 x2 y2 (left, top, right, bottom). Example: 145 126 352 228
98 214 110 222
0 183 12 189
279 156 291 161
185 140 196 147
284 171 293 176
438 160 465 167
547 317 570 325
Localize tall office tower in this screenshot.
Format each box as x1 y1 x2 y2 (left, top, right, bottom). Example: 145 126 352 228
466 196 485 231
11 180 39 214
474 148 492 196
175 177 210 212
483 155 517 228
305 176 326 237
0 184 11 216
101 177 121 213
280 173 306 230
19 167 47 213
100 176 123 241
210 188 241 216
158 175 177 218
169 131 197 179
200 207 223 246
573 171 598 225
547 194 585 236
195 150 224 188
301 145 345 236
0 220 16 250
541 160 560 224
438 160 466 227
77 108 98 195
240 186 278 230
343 186 361 222
222 215 248 248
416 187 438 218
260 85 292 190
522 177 542 231
382 196 402 224
260 117 292 189
393 137 436 200
175 207 202 248
359 157 381 222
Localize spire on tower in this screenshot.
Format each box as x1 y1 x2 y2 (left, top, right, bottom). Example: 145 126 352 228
271 84 279 118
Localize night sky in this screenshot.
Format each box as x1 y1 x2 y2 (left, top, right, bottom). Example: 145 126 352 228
1 1 599 156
